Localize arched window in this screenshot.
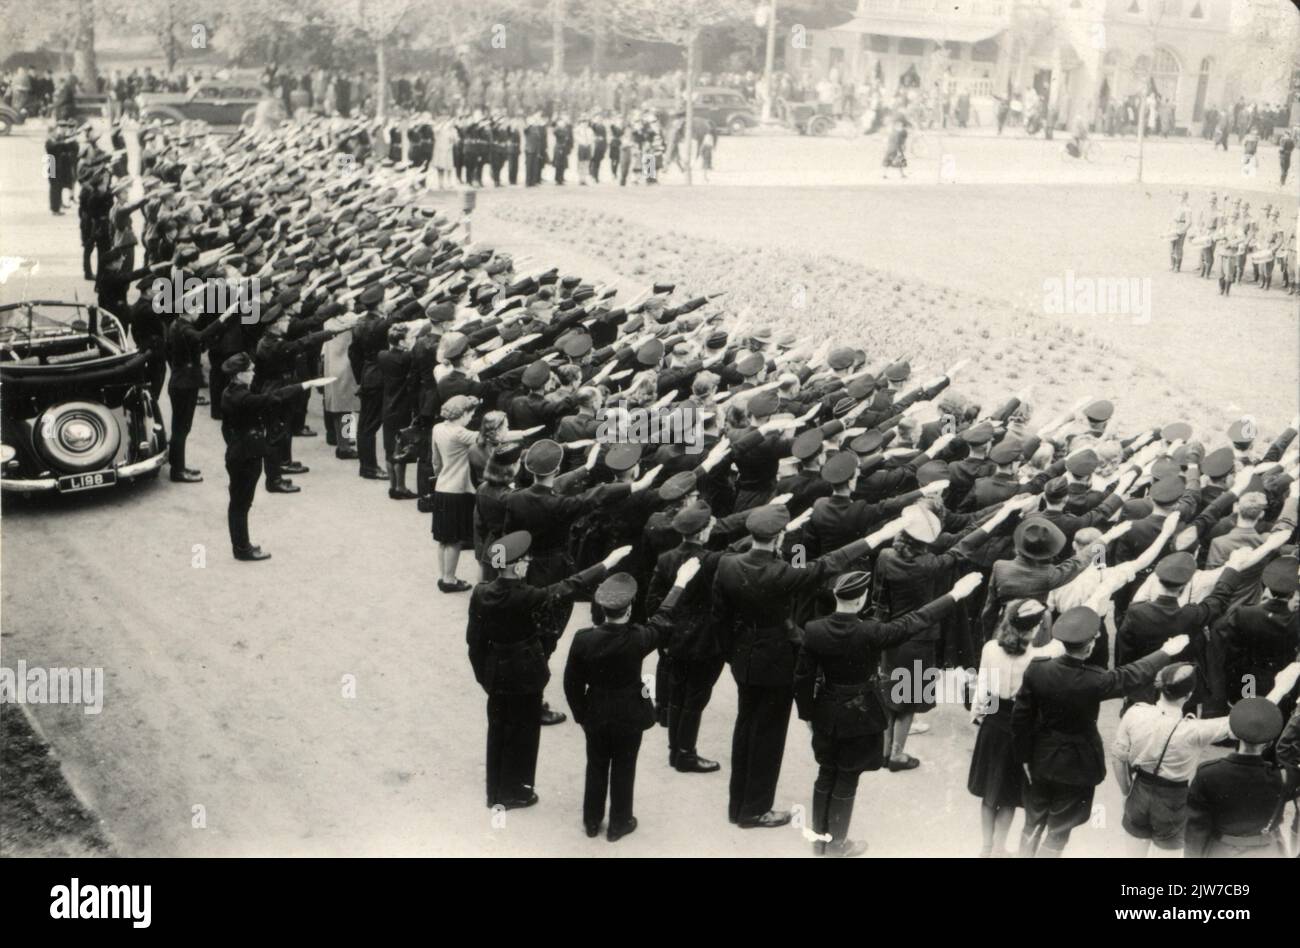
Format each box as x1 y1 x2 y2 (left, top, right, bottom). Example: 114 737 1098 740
1152 47 1180 101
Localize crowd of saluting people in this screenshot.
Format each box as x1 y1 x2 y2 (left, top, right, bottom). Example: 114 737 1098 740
51 105 1300 858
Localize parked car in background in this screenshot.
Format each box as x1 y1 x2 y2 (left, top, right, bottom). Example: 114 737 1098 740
1 300 166 494
642 87 758 135
137 81 281 131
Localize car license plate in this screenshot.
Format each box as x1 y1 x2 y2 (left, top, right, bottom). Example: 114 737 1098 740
57 470 117 493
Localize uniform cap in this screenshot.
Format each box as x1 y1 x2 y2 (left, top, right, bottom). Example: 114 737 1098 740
1084 399 1114 422
1044 476 1069 502
594 572 638 611
827 347 856 370
1065 448 1099 477
1150 477 1184 505
1161 422 1192 443
735 352 764 377
849 430 885 455
1122 498 1154 521
522 360 550 389
1227 419 1255 444
359 284 384 307
1014 516 1067 560
560 333 592 358
1229 697 1284 744
671 503 712 535
846 377 875 401
831 397 856 419
884 361 910 383
1155 552 1197 586
791 429 824 461
821 451 859 486
636 338 665 367
489 530 531 565
747 391 779 417
1053 606 1100 644
989 440 1021 465
604 443 642 473
524 439 564 476
832 571 872 600
1262 555 1298 597
745 504 791 540
1201 446 1235 479
916 460 949 487
658 471 698 501
441 332 469 361
963 423 994 446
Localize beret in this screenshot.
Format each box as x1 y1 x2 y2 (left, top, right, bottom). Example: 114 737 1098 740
659 471 699 501
1084 399 1114 422
522 360 550 389
221 352 252 374
1201 446 1235 479
791 429 824 461
832 571 871 600
747 391 779 417
1229 697 1284 744
745 504 791 540
1014 516 1067 560
1227 419 1255 443
900 505 941 543
1161 422 1192 443
1053 606 1100 644
359 284 384 307
1065 448 1099 477
916 460 949 487
1155 552 1197 586
849 430 885 455
963 423 994 446
822 451 859 486
827 347 856 371
735 352 764 377
671 503 712 535
440 394 479 420
1262 555 1298 596
989 440 1021 465
560 333 593 358
636 339 665 367
1150 477 1184 505
1044 476 1069 502
1123 498 1154 520
604 443 642 473
594 572 639 611
524 439 564 476
489 530 532 565
884 360 910 382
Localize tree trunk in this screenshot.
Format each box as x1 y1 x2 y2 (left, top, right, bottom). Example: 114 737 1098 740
684 31 696 186
591 16 605 75
551 0 565 76
74 0 97 89
376 40 388 121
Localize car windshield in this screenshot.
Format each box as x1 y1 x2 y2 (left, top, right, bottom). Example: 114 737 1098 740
0 304 88 334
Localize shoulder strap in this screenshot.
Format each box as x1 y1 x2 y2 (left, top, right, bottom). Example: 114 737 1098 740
1151 714 1187 778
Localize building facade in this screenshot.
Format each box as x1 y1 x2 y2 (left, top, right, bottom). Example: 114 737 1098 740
800 0 1255 132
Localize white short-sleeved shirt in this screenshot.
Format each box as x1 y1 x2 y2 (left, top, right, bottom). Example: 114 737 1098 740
1112 704 1231 785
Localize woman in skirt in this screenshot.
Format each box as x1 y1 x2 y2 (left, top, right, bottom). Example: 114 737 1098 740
432 395 482 592
968 599 1063 857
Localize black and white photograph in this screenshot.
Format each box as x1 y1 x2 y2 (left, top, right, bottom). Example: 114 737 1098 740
1 0 1298 906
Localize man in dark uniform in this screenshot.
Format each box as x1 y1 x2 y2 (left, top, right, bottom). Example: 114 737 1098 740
710 504 903 828
467 531 628 809
220 354 325 561
126 275 168 403
1011 606 1188 857
350 285 398 480
165 294 237 482
1186 697 1295 858
1209 555 1299 716
564 560 700 840
795 569 984 856
253 309 336 493
523 112 547 187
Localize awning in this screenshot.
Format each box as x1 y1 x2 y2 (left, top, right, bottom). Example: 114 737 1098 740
829 15 1006 45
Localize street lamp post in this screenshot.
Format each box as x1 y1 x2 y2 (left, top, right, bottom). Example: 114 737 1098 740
760 0 778 123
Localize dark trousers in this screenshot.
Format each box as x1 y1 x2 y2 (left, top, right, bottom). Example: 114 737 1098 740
583 726 642 829
144 350 166 403
729 683 794 821
167 384 199 471
292 386 309 431
263 411 292 483
486 692 543 804
507 152 519 185
49 178 63 212
209 357 232 419
489 153 504 186
225 455 262 552
357 388 383 469
812 764 862 844
525 152 543 186
554 154 568 184
413 418 434 498
667 655 725 758
590 145 605 181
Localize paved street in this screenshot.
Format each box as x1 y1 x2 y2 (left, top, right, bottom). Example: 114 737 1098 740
1 120 1295 857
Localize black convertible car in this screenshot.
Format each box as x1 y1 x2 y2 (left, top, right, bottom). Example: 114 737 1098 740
1 300 166 494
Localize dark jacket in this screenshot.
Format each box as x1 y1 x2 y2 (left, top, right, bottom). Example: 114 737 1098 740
220 381 300 461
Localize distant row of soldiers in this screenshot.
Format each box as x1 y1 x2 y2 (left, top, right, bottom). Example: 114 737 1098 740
1170 190 1298 296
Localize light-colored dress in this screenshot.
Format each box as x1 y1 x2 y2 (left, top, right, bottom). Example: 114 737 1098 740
432 120 458 171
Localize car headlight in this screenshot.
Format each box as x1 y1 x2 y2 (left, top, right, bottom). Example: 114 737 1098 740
0 444 15 464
